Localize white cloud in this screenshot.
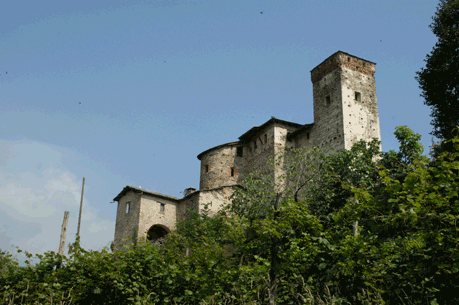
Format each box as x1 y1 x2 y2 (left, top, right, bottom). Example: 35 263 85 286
0 140 115 264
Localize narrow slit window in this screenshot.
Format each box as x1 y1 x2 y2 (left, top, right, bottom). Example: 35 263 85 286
126 202 130 214
236 146 243 157
325 95 331 106
230 167 235 177
264 134 267 143
205 165 209 173
355 91 361 102
254 140 257 150
306 132 310 140
160 203 165 212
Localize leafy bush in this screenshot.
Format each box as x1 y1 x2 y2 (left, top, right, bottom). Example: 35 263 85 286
1 127 458 304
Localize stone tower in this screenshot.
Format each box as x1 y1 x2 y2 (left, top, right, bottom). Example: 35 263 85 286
310 51 381 152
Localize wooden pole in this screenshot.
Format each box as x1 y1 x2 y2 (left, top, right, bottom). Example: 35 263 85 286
76 177 85 239
57 211 70 269
58 211 70 256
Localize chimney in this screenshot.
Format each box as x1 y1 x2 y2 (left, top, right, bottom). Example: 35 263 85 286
183 187 196 197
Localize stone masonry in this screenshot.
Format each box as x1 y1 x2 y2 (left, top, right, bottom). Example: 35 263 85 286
112 51 382 251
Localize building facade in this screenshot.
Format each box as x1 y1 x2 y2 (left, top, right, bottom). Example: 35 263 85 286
113 51 382 250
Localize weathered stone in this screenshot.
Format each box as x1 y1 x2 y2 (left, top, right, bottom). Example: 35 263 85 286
112 51 382 250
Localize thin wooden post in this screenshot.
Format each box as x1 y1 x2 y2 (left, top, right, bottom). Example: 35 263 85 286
58 211 70 256
76 177 85 239
57 211 69 269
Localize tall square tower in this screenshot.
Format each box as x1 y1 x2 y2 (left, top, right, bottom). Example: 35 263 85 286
311 51 381 151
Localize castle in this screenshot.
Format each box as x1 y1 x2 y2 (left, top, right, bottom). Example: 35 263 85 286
113 51 382 250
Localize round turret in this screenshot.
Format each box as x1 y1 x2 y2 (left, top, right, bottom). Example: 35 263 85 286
198 142 245 190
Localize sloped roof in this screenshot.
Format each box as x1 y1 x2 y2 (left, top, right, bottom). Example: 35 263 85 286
238 117 303 142
113 185 179 202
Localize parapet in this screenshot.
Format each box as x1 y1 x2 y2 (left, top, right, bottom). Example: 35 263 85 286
310 51 376 84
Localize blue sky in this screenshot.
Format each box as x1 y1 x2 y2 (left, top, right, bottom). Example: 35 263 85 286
1 0 439 262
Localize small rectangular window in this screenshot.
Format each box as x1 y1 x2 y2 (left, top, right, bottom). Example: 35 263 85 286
306 132 310 140
355 91 361 102
160 203 165 212
264 134 267 143
236 146 243 157
325 95 331 106
205 165 209 173
126 202 130 214
230 167 235 177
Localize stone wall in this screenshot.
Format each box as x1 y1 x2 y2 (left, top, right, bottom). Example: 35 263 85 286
137 193 178 242
199 143 246 190
243 124 275 178
272 123 298 190
177 190 200 221
312 68 346 155
340 67 381 149
113 190 141 251
197 186 234 215
293 126 314 150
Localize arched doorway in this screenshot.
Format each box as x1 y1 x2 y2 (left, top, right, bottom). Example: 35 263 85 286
146 224 170 244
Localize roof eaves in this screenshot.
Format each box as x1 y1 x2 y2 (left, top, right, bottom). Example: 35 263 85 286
238 117 303 142
196 141 241 160
113 186 180 202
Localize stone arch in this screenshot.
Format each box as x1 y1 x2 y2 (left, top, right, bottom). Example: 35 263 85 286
146 224 170 243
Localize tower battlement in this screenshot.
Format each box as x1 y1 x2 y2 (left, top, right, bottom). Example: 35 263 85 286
311 51 376 84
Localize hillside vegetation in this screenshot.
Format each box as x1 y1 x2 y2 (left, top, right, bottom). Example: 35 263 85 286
1 126 458 304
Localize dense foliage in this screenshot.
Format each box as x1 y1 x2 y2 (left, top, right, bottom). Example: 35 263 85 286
1 126 458 304
416 0 459 142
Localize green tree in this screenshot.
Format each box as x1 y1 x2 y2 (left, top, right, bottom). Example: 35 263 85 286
0 249 19 276
380 126 425 183
347 135 459 304
416 0 459 142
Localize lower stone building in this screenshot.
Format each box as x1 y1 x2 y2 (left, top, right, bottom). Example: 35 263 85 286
113 51 382 250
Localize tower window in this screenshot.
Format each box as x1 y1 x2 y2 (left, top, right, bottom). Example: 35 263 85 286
325 95 331 106
355 91 361 102
230 167 235 177
205 165 209 173
254 140 257 149
160 203 165 212
306 132 310 140
126 202 130 214
264 134 267 143
236 146 243 157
